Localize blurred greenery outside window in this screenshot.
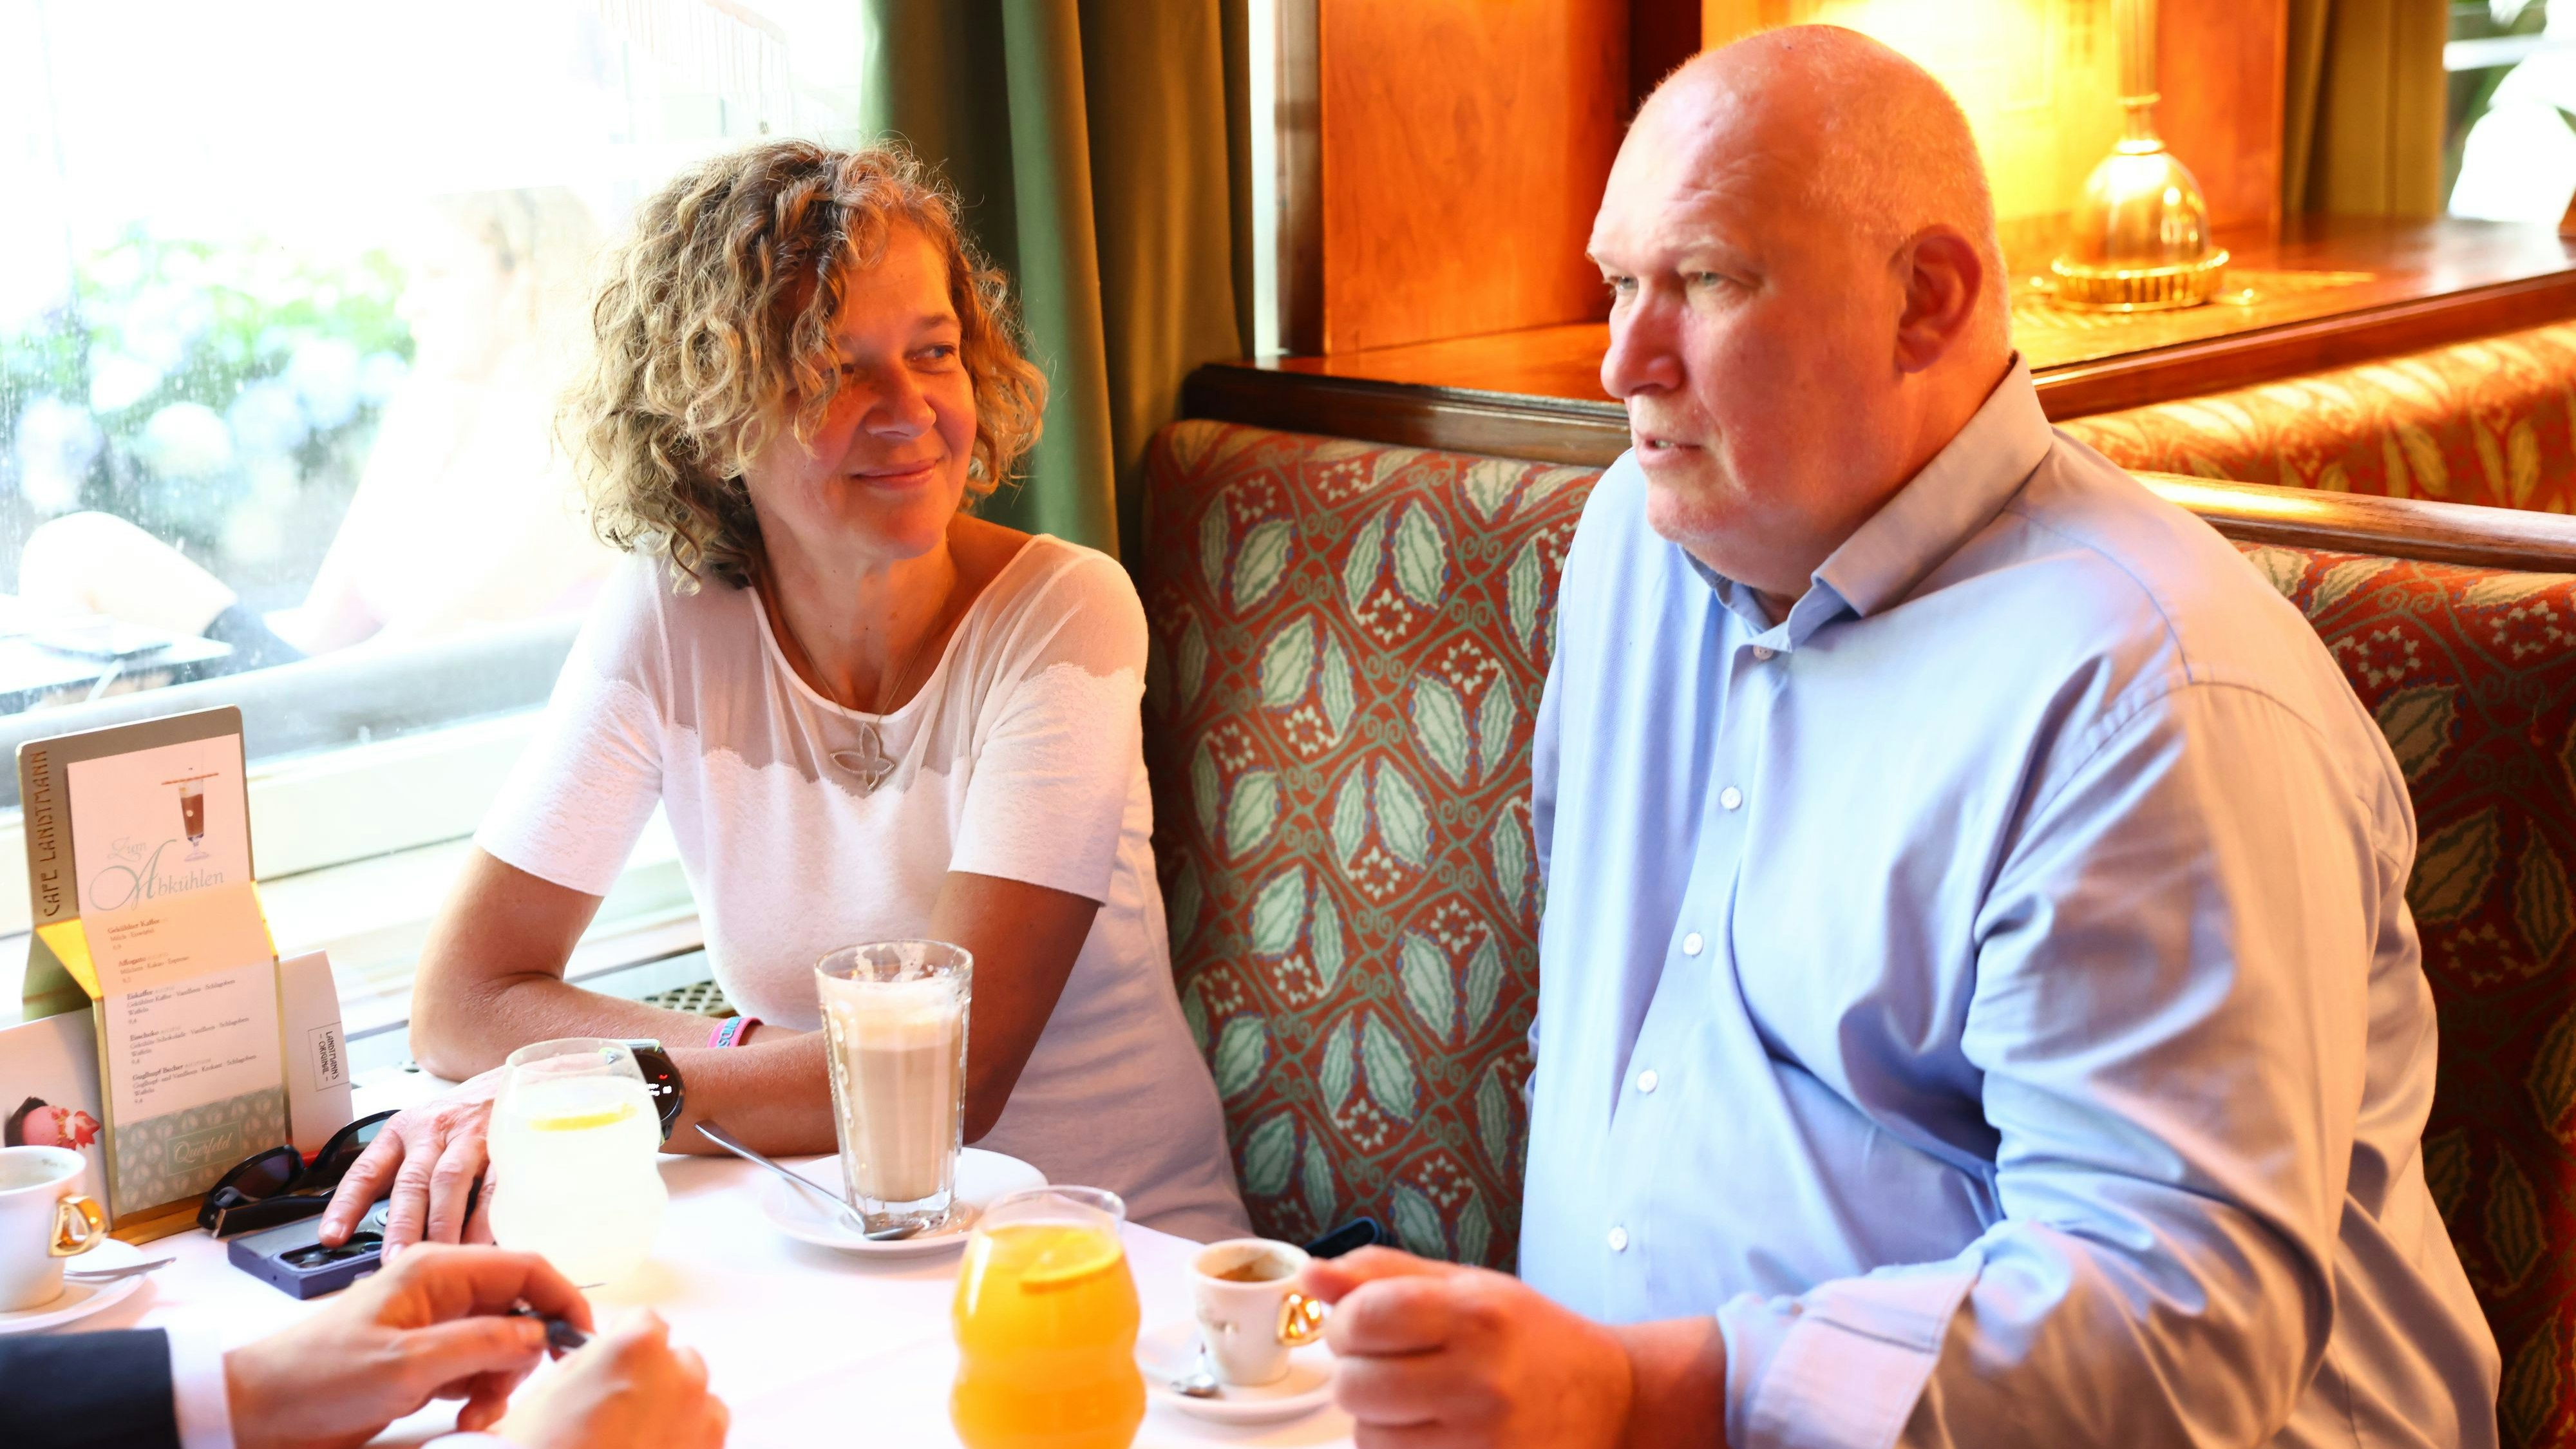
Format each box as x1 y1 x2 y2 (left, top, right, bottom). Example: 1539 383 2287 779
4 235 410 611
2448 0 2576 217
0 0 863 779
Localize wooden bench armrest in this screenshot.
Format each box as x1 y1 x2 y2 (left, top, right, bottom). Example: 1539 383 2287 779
2139 473 2576 573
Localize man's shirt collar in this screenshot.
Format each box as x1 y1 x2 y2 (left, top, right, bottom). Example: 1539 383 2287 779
1691 356 2052 646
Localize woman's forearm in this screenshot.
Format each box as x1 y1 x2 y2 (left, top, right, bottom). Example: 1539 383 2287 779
665 1030 836 1155
421 970 838 1156
415 969 718 1077
406 849 625 1079
408 858 1091 1159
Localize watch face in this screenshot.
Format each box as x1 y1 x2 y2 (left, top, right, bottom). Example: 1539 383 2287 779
627 1047 685 1139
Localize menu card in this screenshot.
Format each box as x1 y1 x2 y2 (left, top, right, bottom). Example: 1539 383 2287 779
19 710 287 1232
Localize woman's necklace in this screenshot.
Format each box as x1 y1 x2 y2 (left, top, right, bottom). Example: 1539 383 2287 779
829 626 934 793
760 556 946 795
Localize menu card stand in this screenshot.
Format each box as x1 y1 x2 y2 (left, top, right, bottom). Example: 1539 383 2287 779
17 708 290 1243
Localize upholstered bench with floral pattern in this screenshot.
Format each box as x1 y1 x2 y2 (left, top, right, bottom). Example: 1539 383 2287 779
1142 417 2576 1449
2062 318 2576 513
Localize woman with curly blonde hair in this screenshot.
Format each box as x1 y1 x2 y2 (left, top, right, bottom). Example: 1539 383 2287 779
321 140 1247 1247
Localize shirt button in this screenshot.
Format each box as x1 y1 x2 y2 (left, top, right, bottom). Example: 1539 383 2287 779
1608 1226 1630 1252
1636 1069 1659 1094
1752 645 1776 661
1681 932 1704 956
1720 786 1743 811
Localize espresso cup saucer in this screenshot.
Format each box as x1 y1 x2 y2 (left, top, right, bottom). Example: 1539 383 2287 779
1138 1318 1338 1425
0 1237 149 1335
757 1148 1046 1258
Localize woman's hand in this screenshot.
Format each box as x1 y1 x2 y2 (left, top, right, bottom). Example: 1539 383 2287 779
318 1068 505 1253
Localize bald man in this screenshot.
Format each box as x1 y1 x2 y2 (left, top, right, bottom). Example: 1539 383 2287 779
1300 27 2498 1449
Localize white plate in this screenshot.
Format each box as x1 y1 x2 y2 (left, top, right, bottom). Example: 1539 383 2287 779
0 1238 151 1334
758 1149 1045 1258
1137 1317 1337 1425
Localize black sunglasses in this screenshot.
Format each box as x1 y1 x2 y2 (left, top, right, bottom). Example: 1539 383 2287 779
198 1110 399 1238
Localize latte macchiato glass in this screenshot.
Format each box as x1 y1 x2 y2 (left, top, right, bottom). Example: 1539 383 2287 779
817 941 972 1235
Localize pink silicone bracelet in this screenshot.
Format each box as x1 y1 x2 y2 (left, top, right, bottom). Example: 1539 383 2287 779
708 1016 761 1048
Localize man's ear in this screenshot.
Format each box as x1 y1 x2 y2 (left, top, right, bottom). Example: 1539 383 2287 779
1893 226 1985 374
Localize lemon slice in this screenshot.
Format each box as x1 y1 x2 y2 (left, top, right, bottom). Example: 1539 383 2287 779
527 1101 636 1132
1015 1228 1126 1291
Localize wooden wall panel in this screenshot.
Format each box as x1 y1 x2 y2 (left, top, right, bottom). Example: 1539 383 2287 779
1298 0 2284 359
1699 0 2286 240
1317 0 1627 354
2156 0 2287 241
1633 0 1703 110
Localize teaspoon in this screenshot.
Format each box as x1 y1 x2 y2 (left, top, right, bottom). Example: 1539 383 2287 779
1168 1344 1224 1399
65 1256 173 1283
694 1121 923 1242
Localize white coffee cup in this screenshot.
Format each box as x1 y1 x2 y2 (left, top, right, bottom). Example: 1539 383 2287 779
0 1146 104 1311
1188 1237 1329 1386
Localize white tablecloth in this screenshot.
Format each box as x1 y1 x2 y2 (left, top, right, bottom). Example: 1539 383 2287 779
73 1077 1358 1447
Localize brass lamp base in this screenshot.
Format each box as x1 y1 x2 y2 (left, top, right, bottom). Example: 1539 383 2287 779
2053 0 2226 314
2049 249 2232 312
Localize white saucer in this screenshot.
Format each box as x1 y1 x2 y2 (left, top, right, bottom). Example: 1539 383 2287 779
1137 1318 1337 1425
0 1238 151 1334
758 1149 1046 1258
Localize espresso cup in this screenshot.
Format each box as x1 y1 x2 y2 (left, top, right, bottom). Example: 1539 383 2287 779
1188 1237 1328 1386
0 1146 104 1311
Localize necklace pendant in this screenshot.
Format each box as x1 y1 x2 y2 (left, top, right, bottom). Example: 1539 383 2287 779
829 723 896 795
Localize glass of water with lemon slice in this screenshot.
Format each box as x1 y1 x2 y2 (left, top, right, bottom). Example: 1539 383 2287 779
487 1038 667 1287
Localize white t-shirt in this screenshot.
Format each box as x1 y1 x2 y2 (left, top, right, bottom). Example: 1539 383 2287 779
477 536 1247 1242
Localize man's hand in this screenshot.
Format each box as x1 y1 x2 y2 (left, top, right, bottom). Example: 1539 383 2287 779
497 1310 729 1449
1307 1247 1636 1449
319 1068 504 1253
222 1244 593 1449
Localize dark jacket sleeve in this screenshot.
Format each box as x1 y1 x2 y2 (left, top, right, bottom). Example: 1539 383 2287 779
0 1327 181 1449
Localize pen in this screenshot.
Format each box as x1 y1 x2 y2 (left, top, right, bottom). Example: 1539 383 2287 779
509 1303 591 1355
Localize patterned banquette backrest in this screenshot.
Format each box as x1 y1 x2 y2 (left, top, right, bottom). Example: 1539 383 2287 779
1139 417 2576 1449
2062 318 2576 513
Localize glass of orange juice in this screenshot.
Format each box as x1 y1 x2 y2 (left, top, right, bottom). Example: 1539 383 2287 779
951 1186 1144 1449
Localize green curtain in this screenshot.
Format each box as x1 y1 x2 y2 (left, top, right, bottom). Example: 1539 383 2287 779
860 0 1247 563
2282 0 2448 218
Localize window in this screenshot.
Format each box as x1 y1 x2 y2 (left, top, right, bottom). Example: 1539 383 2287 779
0 1 860 764
2448 0 2575 218
0 1 864 1024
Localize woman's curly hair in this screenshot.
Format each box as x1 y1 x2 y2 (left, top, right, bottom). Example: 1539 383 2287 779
564 140 1048 590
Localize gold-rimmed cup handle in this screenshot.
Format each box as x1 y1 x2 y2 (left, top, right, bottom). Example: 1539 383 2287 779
50 1194 104 1257
1278 1291 1327 1348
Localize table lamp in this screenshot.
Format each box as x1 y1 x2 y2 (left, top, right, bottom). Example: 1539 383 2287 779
2050 0 2228 310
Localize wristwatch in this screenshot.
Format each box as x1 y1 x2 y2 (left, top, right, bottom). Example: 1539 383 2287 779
619 1039 686 1143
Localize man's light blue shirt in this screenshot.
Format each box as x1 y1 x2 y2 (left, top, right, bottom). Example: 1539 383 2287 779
1522 361 2498 1449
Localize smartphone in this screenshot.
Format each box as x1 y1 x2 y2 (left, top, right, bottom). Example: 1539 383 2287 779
1303 1217 1383 1259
